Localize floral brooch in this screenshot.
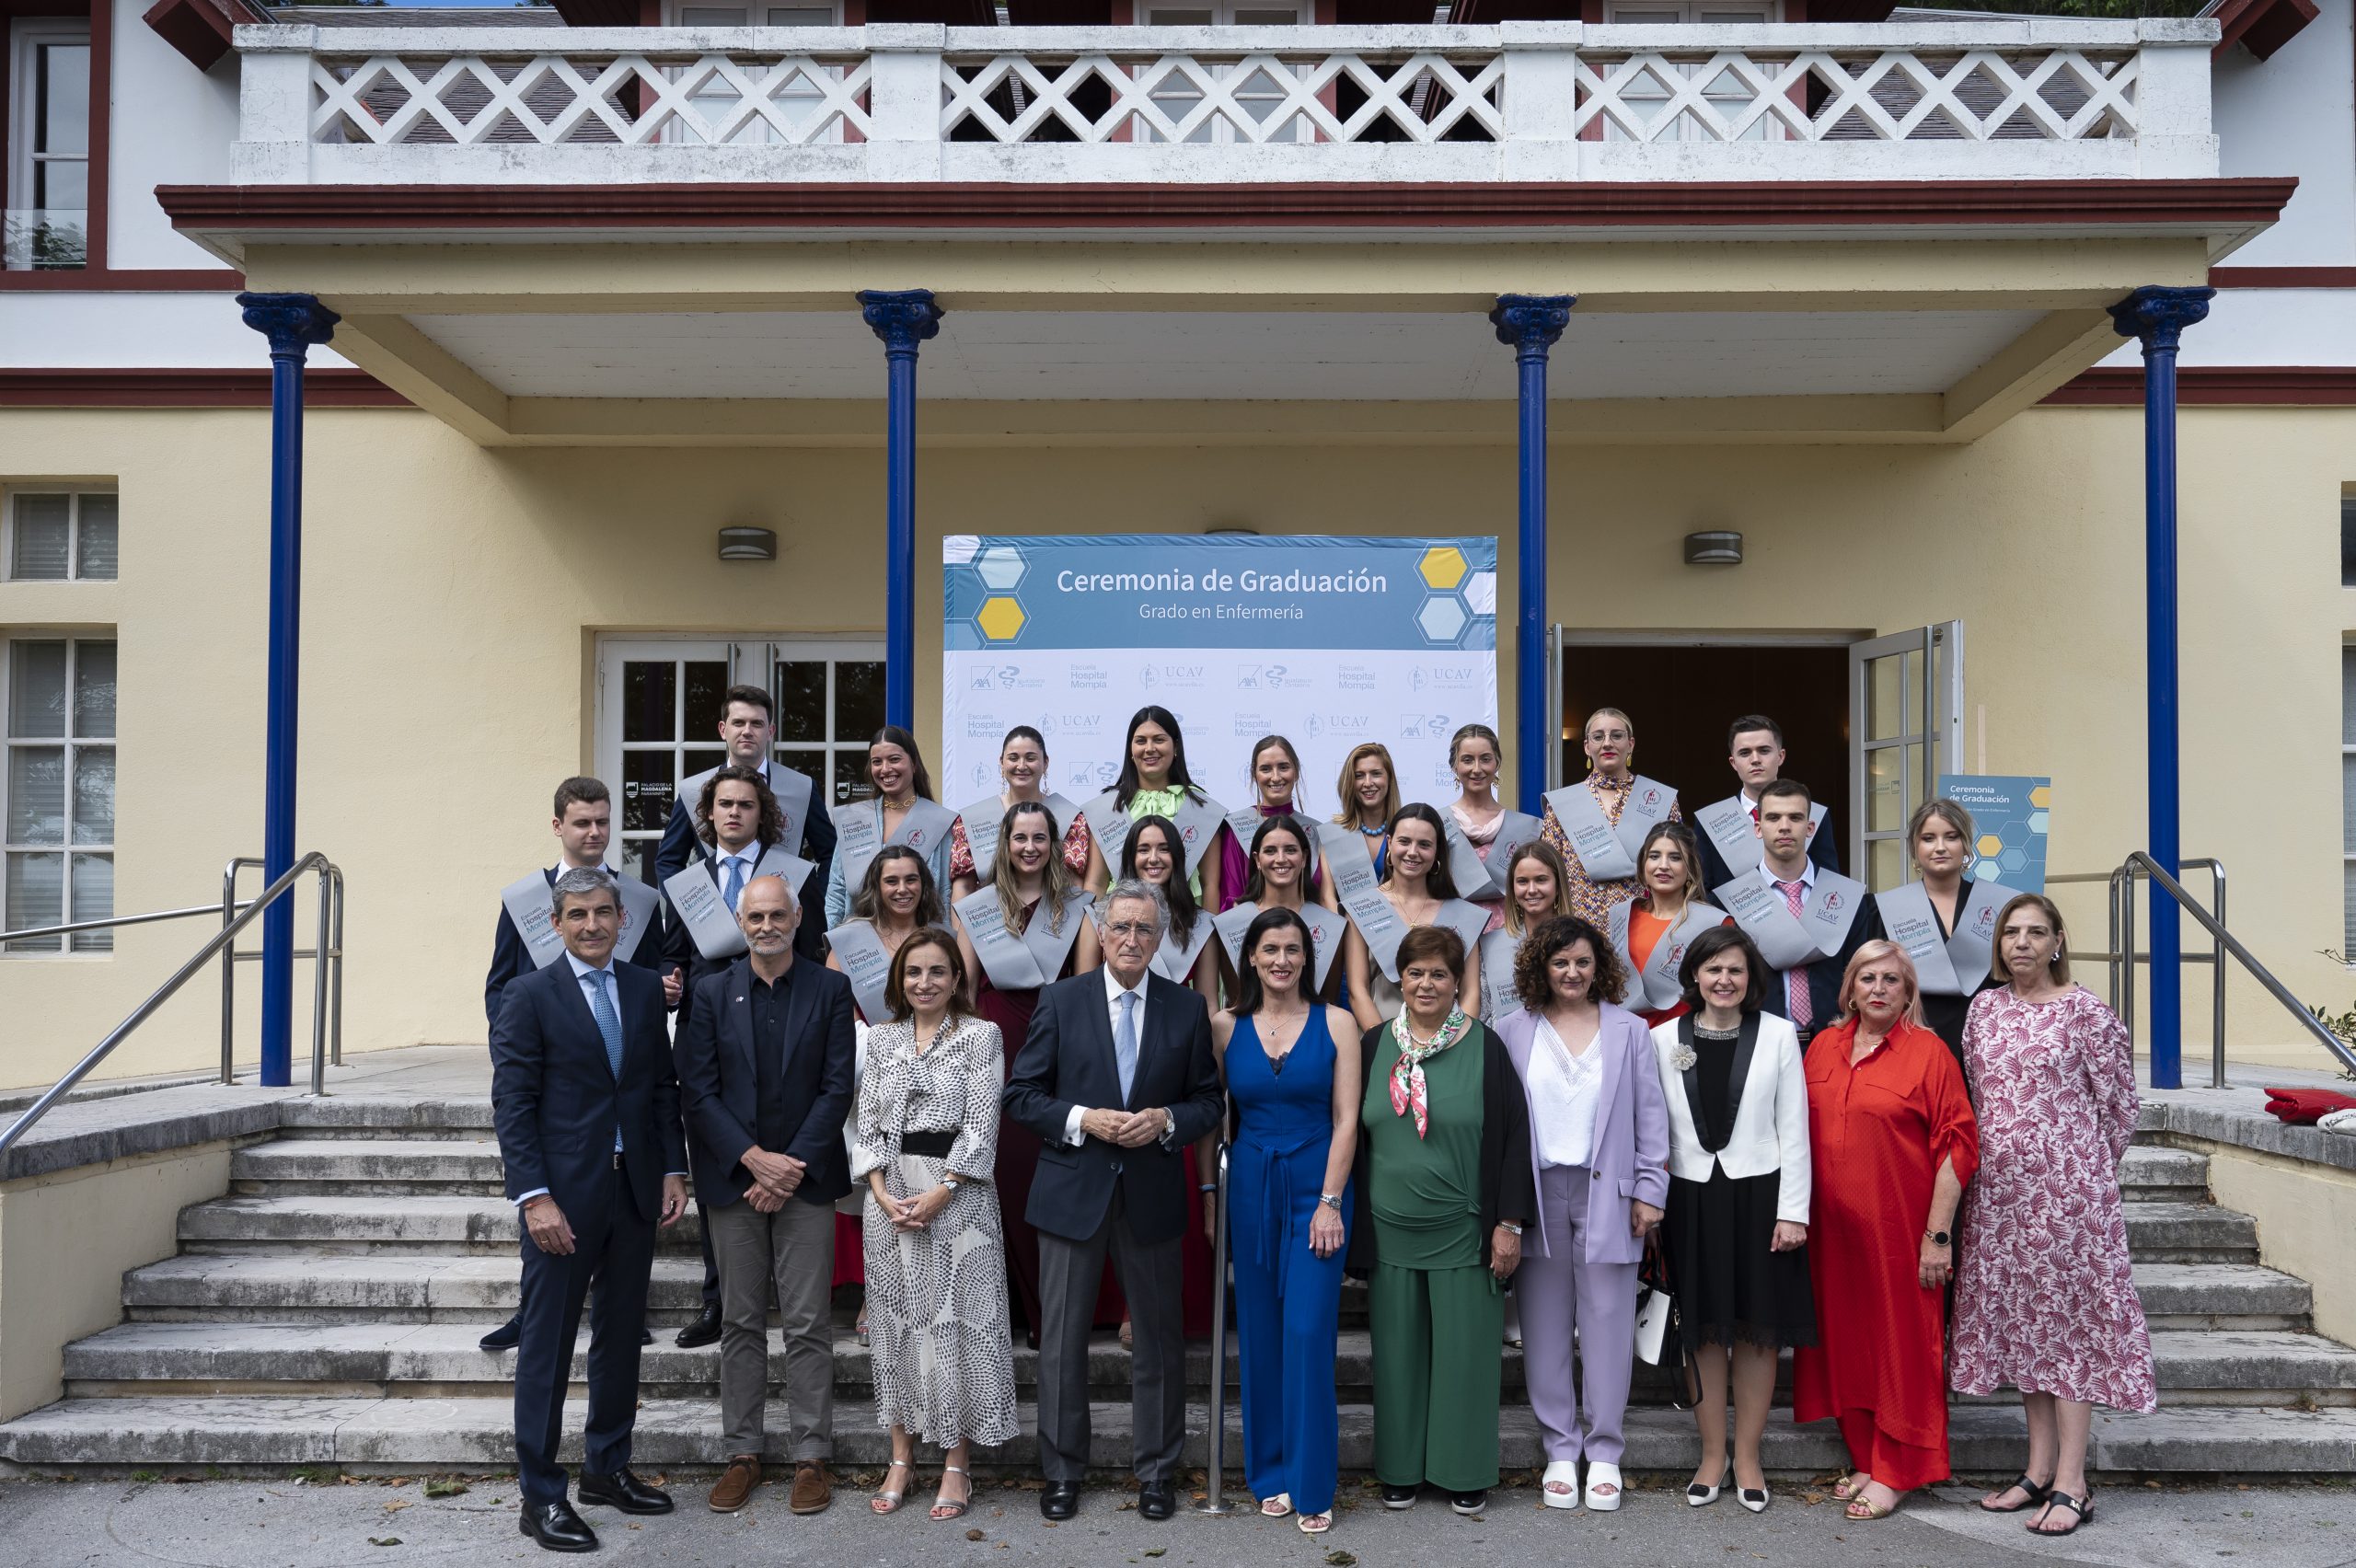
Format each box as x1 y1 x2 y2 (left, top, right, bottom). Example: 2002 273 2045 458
1670 1044 1698 1072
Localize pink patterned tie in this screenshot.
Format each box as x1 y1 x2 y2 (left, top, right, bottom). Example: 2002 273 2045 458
1777 879 1812 1031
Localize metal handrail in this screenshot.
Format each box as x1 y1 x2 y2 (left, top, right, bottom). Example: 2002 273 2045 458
2118 852 2355 1083
2111 857 2225 1088
1196 1141 1233 1516
0 901 254 946
0 851 341 1160
221 856 344 1082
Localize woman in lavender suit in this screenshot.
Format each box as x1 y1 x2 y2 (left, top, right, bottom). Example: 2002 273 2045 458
1497 915 1670 1515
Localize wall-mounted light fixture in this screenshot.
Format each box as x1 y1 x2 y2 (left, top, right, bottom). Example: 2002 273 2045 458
1206 523 1259 536
717 525 777 561
1683 530 1744 566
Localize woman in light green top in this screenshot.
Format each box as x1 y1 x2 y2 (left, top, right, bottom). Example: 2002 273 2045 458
1086 703 1224 910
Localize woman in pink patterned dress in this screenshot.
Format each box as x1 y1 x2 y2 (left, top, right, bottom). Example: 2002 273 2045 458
1949 893 2154 1540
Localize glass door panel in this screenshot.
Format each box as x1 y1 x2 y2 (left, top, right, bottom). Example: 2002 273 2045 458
1849 621 1962 892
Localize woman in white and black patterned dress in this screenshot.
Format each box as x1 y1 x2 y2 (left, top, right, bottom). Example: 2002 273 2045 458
853 926 1019 1523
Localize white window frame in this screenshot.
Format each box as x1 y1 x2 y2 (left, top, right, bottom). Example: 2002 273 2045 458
5 486 117 582
3 633 116 954
1600 0 1785 145
6 19 92 238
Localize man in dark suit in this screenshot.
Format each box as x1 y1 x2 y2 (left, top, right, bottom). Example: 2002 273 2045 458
491 869 690 1553
480 776 673 1355
1694 714 1844 893
1750 779 1881 1046
674 872 857 1518
1002 878 1226 1523
654 683 833 964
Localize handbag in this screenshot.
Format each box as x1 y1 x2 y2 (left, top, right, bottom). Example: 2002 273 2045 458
1634 1234 1696 1411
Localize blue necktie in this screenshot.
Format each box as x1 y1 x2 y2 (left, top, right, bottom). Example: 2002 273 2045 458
1115 989 1139 1104
722 855 746 913
588 968 625 1153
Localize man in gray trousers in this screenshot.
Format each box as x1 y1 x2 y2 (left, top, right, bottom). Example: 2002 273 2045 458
674 875 856 1517
1002 879 1226 1522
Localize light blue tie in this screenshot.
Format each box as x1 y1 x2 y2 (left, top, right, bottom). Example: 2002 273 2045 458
722 855 746 913
588 968 626 1153
1114 989 1140 1104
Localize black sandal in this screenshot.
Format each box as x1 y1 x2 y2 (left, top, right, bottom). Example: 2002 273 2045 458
2030 1489 2092 1536
1979 1472 2053 1514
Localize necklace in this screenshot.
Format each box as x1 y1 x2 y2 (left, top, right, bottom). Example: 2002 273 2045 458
1256 1006 1308 1073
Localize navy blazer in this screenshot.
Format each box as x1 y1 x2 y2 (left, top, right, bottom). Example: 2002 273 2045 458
655 766 833 964
673 954 858 1211
490 956 687 1228
1760 890 1883 1047
1695 800 1843 895
484 867 664 1027
1001 969 1225 1248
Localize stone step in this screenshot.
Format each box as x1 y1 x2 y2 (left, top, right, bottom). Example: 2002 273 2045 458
2122 1202 2259 1262
2119 1145 2209 1200
177 1195 708 1255
5 1394 2352 1477
272 1100 497 1136
2134 1262 2313 1330
231 1139 507 1196
61 1317 2356 1407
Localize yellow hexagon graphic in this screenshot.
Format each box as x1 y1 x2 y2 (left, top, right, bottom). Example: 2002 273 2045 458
2028 785 2051 808
1418 547 1469 591
976 595 1027 642
1978 834 2004 858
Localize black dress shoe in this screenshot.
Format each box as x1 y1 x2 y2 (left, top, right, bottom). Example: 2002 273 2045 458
478 1316 521 1353
1138 1484 1176 1520
675 1304 722 1349
640 1327 653 1346
518 1499 597 1552
1449 1490 1488 1516
1040 1482 1080 1520
1380 1483 1418 1509
578 1468 674 1516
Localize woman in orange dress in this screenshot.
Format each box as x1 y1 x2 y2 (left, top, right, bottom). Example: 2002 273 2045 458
1793 940 1979 1523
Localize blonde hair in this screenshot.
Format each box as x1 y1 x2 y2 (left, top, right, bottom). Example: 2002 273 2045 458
1500 838 1573 938
1331 742 1401 830
1991 893 2072 986
1837 940 1928 1030
1908 797 1976 852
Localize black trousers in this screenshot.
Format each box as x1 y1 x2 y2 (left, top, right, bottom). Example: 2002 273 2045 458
513 1160 658 1506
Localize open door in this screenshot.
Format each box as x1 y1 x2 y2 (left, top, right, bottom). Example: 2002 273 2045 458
1850 622 1964 892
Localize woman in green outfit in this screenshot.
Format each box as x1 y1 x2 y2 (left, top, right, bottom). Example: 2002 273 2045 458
1352 923 1534 1516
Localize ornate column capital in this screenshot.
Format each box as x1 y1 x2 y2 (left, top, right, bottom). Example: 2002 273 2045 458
237 292 340 360
2108 285 2213 355
859 289 944 358
1489 294 1576 358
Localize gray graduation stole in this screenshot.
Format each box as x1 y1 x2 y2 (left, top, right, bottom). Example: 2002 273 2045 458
1433 899 1492 972
1608 899 1725 1011
1080 788 1227 878
1435 806 1544 901
1542 777 1676 882
612 877 660 964
825 917 896 1022
1477 927 1523 1022
1151 909 1217 985
957 790 1081 882
1319 823 1407 980
1214 900 1346 993
953 885 1096 991
682 760 817 859
503 870 659 968
1694 793 1828 878
1714 869 1867 974
663 845 816 963
1878 878 2017 997
835 797 957 896
1223 805 1322 882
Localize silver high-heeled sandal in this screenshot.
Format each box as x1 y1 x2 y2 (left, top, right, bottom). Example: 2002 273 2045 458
930 1464 974 1522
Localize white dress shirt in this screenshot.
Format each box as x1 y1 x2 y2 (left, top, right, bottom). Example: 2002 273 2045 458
1528 1015 1602 1170
1061 966 1175 1147
711 842 759 906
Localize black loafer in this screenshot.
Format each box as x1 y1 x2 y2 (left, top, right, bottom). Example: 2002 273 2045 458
1040 1482 1080 1520
674 1304 722 1349
639 1327 653 1345
1138 1484 1176 1520
519 1500 597 1552
578 1468 673 1516
1380 1483 1418 1509
478 1316 521 1353
1449 1490 1487 1516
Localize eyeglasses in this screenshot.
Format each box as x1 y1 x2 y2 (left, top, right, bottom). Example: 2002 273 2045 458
1104 921 1157 939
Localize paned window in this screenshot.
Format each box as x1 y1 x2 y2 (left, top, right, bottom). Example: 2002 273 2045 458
5 637 115 951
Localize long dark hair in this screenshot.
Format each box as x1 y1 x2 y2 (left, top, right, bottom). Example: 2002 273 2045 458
850 843 945 927
1240 813 1311 905
1120 813 1201 944
1247 732 1306 813
866 724 936 802
1676 924 1770 1015
1114 705 1201 809
992 799 1077 935
1512 914 1627 1015
1232 905 1317 1015
1380 801 1461 899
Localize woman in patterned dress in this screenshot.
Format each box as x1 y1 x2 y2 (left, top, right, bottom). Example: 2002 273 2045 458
1536 708 1682 929
1950 894 2154 1539
854 927 1019 1522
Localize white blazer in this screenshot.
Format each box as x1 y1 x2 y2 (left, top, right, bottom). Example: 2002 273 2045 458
1648 1012 1810 1227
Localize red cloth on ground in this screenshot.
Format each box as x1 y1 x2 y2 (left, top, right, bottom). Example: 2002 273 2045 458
1793 1018 1980 1485
2263 1087 2356 1125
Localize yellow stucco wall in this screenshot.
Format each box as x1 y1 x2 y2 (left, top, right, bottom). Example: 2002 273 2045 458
2201 1143 2356 1348
0 401 2349 1088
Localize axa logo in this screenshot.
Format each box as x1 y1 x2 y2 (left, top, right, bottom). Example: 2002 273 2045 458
1237 666 1262 689
968 670 995 692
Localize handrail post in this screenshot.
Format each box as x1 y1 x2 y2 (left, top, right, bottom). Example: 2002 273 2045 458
2209 859 2227 1089
1196 1142 1233 1516
2105 863 2126 1017
309 861 333 1097
2119 864 2137 1056
329 864 345 1067
219 861 240 1084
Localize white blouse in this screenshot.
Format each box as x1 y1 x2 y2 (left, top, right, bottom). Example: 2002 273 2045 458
1528 1015 1603 1170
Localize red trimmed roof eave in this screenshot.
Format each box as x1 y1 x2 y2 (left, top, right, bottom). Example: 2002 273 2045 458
155 177 2300 236
2208 0 2320 60
142 0 260 72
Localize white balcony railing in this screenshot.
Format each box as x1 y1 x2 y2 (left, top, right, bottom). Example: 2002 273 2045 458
228 19 2219 186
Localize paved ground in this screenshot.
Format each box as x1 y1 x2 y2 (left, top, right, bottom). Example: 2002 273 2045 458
0 1473 2347 1567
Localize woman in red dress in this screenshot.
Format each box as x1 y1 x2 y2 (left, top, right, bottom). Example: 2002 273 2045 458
1793 940 1979 1523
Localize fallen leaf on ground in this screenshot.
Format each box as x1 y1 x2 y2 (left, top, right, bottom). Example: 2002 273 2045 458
380 1499 411 1515
366 1538 401 1548
966 1528 985 1541
423 1479 468 1499
1145 1549 1166 1558
1322 1551 1357 1566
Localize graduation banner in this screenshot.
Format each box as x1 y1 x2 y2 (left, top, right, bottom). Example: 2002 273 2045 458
943 535 1499 812
1934 774 2051 894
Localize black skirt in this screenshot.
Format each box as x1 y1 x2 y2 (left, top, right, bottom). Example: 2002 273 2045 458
1665 1167 1818 1351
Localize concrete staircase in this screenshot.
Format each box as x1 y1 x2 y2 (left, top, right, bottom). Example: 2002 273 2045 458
4 1096 2355 1477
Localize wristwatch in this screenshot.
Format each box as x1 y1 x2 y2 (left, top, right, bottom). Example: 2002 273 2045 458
941 1177 962 1193
1317 1192 1345 1210
1924 1228 1951 1247
1497 1221 1523 1237
1198 1183 1218 1193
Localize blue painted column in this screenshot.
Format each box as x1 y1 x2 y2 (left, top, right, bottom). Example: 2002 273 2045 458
1488 294 1575 813
237 292 340 1088
2108 283 2212 1090
858 289 944 732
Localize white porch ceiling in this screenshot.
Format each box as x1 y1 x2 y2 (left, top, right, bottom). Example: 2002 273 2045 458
403 308 2046 403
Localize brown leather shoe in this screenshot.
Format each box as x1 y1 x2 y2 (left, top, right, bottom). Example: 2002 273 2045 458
708 1456 761 1514
790 1460 832 1515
